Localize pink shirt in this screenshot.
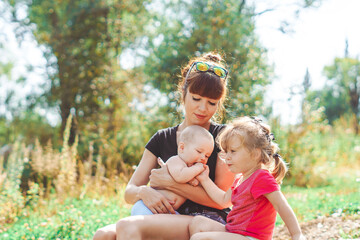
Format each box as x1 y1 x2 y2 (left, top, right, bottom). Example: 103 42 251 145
226 169 280 240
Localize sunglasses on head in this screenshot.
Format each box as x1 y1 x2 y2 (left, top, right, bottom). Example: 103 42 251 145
185 61 229 81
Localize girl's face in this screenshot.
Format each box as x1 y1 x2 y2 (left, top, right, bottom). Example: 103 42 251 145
178 135 214 166
183 91 219 128
222 136 261 178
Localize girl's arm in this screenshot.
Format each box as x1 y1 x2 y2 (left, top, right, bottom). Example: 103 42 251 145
124 149 176 214
265 191 306 240
214 155 235 191
196 165 232 208
150 157 234 209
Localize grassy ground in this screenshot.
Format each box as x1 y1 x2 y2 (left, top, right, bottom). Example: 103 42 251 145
0 197 131 240
1 176 359 240
276 176 360 225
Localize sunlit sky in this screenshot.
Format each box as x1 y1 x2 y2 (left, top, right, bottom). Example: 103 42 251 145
1 0 360 125
251 0 360 124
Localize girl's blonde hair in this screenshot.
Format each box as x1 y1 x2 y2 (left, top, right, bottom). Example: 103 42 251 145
217 116 288 184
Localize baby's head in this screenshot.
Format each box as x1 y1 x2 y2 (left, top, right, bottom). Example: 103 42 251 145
178 125 214 165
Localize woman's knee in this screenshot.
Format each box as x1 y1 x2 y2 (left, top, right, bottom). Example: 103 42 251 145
116 218 141 239
93 224 116 240
189 216 208 235
190 232 205 240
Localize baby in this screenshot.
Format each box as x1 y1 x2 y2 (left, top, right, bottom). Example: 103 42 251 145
131 125 214 214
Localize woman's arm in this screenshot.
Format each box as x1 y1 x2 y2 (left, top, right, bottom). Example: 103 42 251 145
150 157 235 209
266 191 305 240
125 149 176 214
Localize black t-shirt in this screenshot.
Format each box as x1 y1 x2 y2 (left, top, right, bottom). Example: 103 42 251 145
145 122 227 214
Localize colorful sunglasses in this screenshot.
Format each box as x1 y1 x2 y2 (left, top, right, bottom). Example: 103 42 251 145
185 61 229 81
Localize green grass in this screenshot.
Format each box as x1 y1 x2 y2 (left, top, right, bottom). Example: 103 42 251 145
0 197 131 240
276 176 360 225
1 177 359 240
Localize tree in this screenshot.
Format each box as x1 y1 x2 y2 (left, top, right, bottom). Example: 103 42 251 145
305 86 350 124
5 0 150 143
323 57 360 133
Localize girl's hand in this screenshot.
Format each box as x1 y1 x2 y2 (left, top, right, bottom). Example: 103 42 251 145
139 186 176 214
196 165 210 183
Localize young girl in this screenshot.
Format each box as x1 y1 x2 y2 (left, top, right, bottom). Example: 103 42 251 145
189 116 306 240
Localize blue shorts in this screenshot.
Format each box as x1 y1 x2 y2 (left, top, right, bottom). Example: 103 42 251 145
131 200 154 215
131 200 180 215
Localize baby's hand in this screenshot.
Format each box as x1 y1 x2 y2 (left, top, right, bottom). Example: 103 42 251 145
188 178 199 187
192 162 205 170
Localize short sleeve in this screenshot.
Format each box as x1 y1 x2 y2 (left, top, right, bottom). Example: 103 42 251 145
251 171 279 200
145 131 161 158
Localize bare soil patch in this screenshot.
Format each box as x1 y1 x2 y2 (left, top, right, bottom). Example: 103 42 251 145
274 215 360 240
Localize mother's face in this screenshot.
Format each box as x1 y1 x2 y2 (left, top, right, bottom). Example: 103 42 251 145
184 90 219 127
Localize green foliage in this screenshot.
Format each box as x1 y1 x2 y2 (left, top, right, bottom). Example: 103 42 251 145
305 86 351 124
6 0 151 142
273 103 360 187
323 57 360 132
0 61 13 79
0 141 28 225
0 110 59 147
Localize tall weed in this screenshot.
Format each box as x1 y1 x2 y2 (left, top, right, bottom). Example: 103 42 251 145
275 103 360 187
0 142 28 224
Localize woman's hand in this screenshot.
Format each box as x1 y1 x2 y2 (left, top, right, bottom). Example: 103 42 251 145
149 158 176 189
139 186 176 214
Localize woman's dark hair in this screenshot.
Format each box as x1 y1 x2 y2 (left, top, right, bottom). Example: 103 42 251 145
177 52 228 120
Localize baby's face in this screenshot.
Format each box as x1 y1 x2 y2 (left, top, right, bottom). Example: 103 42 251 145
180 136 214 166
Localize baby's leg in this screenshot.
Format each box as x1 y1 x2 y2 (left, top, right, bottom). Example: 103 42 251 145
157 189 186 210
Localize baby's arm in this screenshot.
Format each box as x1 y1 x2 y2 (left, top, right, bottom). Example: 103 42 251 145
167 156 205 183
265 191 306 240
196 165 232 208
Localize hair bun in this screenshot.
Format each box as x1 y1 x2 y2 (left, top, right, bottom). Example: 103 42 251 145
203 52 222 63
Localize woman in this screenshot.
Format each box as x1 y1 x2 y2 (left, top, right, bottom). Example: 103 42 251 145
93 52 235 240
